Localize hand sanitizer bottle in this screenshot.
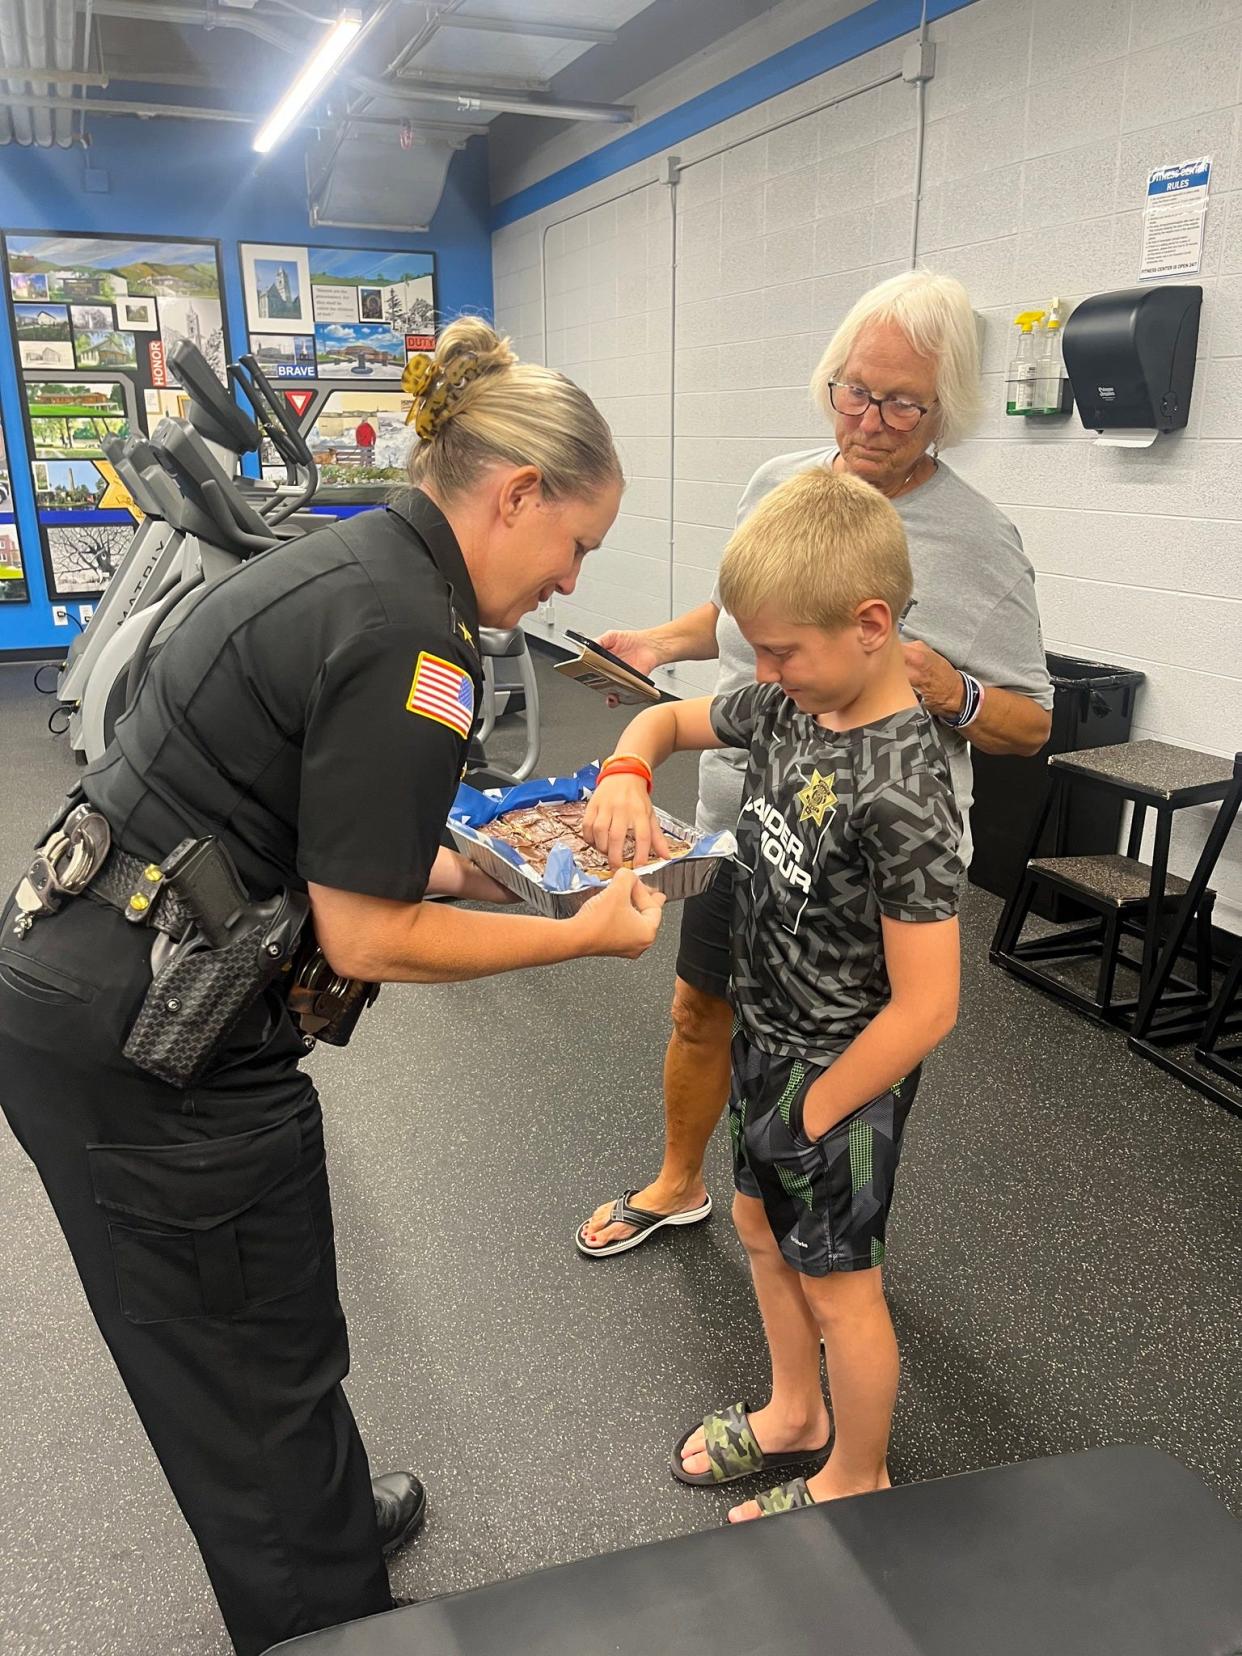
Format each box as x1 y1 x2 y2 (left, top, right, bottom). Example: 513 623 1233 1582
1029 297 1067 415
1006 310 1045 414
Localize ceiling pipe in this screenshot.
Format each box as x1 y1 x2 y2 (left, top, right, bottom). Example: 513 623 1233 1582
0 84 482 135
52 0 76 145
396 66 551 93
0 0 33 144
439 13 616 45
349 69 632 120
77 0 88 139
12 59 213 84
21 0 52 142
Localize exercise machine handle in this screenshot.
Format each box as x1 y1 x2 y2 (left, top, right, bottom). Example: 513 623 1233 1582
230 354 319 521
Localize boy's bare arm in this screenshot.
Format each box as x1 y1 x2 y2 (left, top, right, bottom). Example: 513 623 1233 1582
603 696 722 767
583 697 725 869
801 915 960 1141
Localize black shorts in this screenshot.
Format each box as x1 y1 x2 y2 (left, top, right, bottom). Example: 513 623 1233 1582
675 860 734 1000
729 1028 919 1277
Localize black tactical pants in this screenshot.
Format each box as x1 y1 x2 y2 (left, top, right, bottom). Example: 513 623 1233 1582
0 891 392 1655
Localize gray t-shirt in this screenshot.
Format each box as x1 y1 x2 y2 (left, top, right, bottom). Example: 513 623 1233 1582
697 449 1054 866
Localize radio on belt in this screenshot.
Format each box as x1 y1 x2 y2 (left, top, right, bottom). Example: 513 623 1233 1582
1062 284 1201 435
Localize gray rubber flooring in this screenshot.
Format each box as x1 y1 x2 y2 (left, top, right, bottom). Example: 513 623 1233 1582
0 653 1238 1656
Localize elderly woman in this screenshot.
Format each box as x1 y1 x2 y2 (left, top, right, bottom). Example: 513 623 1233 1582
580 269 1052 1258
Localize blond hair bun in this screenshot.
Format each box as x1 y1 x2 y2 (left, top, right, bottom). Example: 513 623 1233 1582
405 314 621 502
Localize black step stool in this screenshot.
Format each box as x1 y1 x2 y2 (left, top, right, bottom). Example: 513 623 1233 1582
1128 751 1242 1117
991 740 1236 1033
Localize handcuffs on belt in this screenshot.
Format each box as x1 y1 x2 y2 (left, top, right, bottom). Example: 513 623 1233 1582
286 947 380 1046
11 802 112 938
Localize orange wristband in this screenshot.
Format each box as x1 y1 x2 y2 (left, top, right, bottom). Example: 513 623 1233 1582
605 751 655 781
597 759 653 793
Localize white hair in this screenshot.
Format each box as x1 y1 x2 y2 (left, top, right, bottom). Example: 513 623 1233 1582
810 269 983 449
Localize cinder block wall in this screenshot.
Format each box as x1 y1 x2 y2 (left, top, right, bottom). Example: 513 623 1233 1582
490 0 1242 927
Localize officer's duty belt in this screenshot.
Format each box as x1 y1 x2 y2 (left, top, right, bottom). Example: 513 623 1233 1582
88 847 194 937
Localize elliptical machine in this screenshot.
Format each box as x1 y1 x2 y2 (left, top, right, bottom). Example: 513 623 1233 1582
72 341 321 763
55 434 187 730
66 339 543 781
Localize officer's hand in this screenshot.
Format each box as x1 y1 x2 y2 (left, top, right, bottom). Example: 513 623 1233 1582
583 775 671 869
572 868 665 959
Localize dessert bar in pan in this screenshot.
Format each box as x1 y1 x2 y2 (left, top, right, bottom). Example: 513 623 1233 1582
484 800 693 879
449 768 735 920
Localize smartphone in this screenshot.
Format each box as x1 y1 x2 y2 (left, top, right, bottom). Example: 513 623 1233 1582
565 629 657 688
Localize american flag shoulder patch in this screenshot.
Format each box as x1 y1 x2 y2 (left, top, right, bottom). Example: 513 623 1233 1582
406 650 474 739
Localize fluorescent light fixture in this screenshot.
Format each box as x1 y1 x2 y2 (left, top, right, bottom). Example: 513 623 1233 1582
254 10 363 154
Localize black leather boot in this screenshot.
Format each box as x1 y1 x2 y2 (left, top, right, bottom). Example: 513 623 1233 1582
373 1471 427 1556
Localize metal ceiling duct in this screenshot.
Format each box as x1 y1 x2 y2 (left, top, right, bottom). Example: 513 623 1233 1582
21 0 52 142
0 0 87 144
305 126 461 231
0 0 34 142
51 0 76 144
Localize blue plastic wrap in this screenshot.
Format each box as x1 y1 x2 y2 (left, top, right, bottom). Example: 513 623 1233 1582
449 763 600 831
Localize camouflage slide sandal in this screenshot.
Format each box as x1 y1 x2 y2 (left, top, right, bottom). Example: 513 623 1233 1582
753 1477 816 1516
575 1190 713 1258
670 1401 830 1488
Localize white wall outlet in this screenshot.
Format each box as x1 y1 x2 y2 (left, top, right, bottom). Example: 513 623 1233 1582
536 598 555 627
52 605 69 627
78 603 94 626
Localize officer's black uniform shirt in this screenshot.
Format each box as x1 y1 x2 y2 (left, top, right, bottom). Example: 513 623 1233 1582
82 490 482 903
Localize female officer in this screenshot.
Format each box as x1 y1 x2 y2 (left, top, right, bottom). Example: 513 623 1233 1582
0 318 663 1656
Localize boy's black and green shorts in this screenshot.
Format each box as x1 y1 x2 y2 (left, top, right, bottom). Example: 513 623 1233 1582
728 1028 919 1277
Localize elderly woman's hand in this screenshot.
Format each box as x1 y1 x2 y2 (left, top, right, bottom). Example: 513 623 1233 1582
902 639 965 720
583 774 672 870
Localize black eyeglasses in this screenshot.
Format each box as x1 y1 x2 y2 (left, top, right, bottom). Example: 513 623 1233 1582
827 381 934 432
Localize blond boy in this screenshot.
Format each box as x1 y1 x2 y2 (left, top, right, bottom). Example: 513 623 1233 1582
585 468 962 1517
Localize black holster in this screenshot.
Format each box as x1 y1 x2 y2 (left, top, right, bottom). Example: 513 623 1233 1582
122 887 309 1088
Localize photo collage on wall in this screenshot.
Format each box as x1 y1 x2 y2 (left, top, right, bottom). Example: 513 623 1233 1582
0 420 28 604
2 232 226 599
239 243 435 487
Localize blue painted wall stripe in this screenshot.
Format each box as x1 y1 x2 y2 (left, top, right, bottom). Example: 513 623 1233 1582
491 0 976 230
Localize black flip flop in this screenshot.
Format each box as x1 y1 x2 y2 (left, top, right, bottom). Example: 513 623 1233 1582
671 1401 830 1488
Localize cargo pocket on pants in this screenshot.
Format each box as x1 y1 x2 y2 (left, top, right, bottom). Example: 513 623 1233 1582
88 1116 318 1325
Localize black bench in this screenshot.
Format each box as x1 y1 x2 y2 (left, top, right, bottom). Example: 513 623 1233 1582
266 1446 1242 1655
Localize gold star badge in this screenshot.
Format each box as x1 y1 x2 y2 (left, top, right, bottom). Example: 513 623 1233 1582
796 768 837 827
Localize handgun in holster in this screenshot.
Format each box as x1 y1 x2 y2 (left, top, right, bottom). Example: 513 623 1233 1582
165 838 384 1048
122 837 309 1088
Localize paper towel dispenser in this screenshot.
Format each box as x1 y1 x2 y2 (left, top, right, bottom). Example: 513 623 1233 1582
1062 285 1201 435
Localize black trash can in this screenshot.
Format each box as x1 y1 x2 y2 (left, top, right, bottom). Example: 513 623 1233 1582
969 653 1146 918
